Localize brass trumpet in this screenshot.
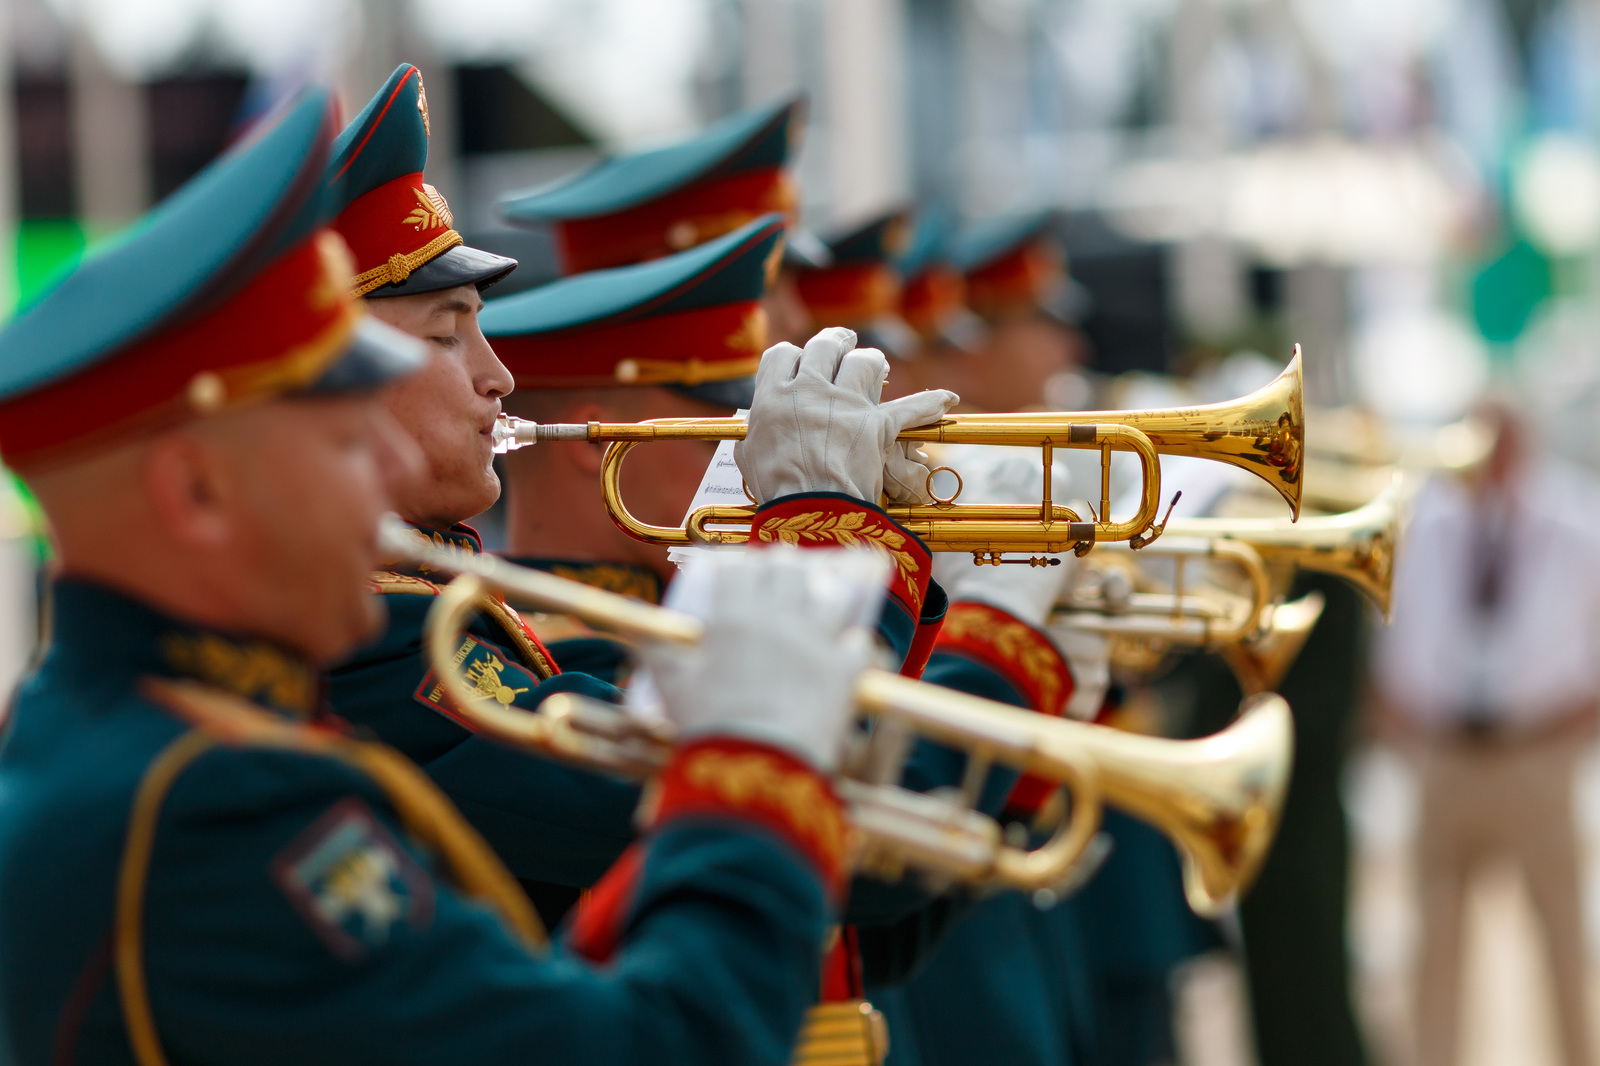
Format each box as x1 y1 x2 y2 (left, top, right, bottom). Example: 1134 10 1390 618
1161 474 1401 617
494 348 1305 559
1052 537 1273 648
388 526 1293 915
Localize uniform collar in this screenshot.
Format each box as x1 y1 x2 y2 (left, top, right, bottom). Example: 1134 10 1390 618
42 578 321 719
507 556 662 605
382 521 482 580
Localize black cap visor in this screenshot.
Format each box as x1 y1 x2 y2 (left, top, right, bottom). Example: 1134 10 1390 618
366 243 519 299
307 316 427 394
782 228 833 270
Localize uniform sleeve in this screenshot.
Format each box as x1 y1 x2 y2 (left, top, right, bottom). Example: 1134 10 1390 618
140 740 841 1066
750 492 939 672
330 592 642 885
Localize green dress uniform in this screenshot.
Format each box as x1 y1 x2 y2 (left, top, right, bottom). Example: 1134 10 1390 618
1 581 843 1066
0 87 852 1066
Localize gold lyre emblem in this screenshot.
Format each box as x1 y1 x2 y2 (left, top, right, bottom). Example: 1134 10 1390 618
416 72 430 137
403 186 453 232
464 653 528 706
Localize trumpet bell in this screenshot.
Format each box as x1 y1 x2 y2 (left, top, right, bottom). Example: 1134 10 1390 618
854 674 1295 915
397 530 1296 914
1164 473 1400 617
964 345 1304 520
1093 692 1293 914
1220 592 1326 696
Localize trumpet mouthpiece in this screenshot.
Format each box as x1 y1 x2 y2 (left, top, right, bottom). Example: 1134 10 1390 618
491 415 590 453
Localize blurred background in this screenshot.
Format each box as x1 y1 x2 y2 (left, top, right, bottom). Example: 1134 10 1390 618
2 0 1600 1062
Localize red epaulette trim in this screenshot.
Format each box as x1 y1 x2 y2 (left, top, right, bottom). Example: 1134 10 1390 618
752 494 932 621
934 601 1072 717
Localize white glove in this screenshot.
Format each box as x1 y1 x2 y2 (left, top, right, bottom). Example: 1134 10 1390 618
736 327 959 506
930 445 1077 627
630 547 888 771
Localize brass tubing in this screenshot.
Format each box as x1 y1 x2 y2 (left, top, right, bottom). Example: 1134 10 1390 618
402 537 1294 909
853 672 1294 915
556 347 1303 557
1053 538 1274 647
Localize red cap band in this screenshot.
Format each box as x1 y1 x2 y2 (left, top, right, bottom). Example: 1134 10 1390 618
556 167 796 274
494 301 767 388
334 171 462 296
965 241 1063 322
0 231 362 470
795 262 902 328
900 264 967 339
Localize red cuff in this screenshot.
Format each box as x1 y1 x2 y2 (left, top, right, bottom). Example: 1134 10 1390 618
935 601 1074 717
752 493 933 622
642 737 851 899
935 601 1076 816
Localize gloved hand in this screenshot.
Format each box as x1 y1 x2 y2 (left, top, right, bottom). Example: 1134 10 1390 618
930 444 1077 627
631 547 888 772
736 327 959 506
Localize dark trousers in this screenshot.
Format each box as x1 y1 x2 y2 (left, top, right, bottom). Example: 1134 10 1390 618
1190 572 1370 1066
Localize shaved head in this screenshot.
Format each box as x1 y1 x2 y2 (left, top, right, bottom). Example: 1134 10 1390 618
27 394 421 663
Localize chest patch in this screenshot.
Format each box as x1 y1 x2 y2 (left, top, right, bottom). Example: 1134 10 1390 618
414 633 536 728
272 798 434 961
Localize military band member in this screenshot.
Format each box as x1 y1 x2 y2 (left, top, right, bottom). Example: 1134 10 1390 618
322 66 963 942
316 66 642 924
928 210 1084 413
483 213 789 684
0 89 869 1066
851 214 1102 1066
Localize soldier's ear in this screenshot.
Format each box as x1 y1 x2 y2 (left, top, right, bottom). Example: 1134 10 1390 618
143 429 232 549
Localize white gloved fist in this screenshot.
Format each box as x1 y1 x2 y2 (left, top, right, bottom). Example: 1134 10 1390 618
930 444 1077 628
630 547 888 772
735 327 959 506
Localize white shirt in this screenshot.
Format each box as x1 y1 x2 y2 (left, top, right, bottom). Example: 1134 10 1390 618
1373 457 1600 728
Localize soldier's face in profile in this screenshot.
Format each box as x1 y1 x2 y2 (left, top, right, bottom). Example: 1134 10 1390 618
367 285 514 529
213 395 421 662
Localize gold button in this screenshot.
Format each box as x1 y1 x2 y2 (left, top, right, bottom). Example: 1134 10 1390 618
614 359 640 384
666 221 697 250
186 372 226 413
